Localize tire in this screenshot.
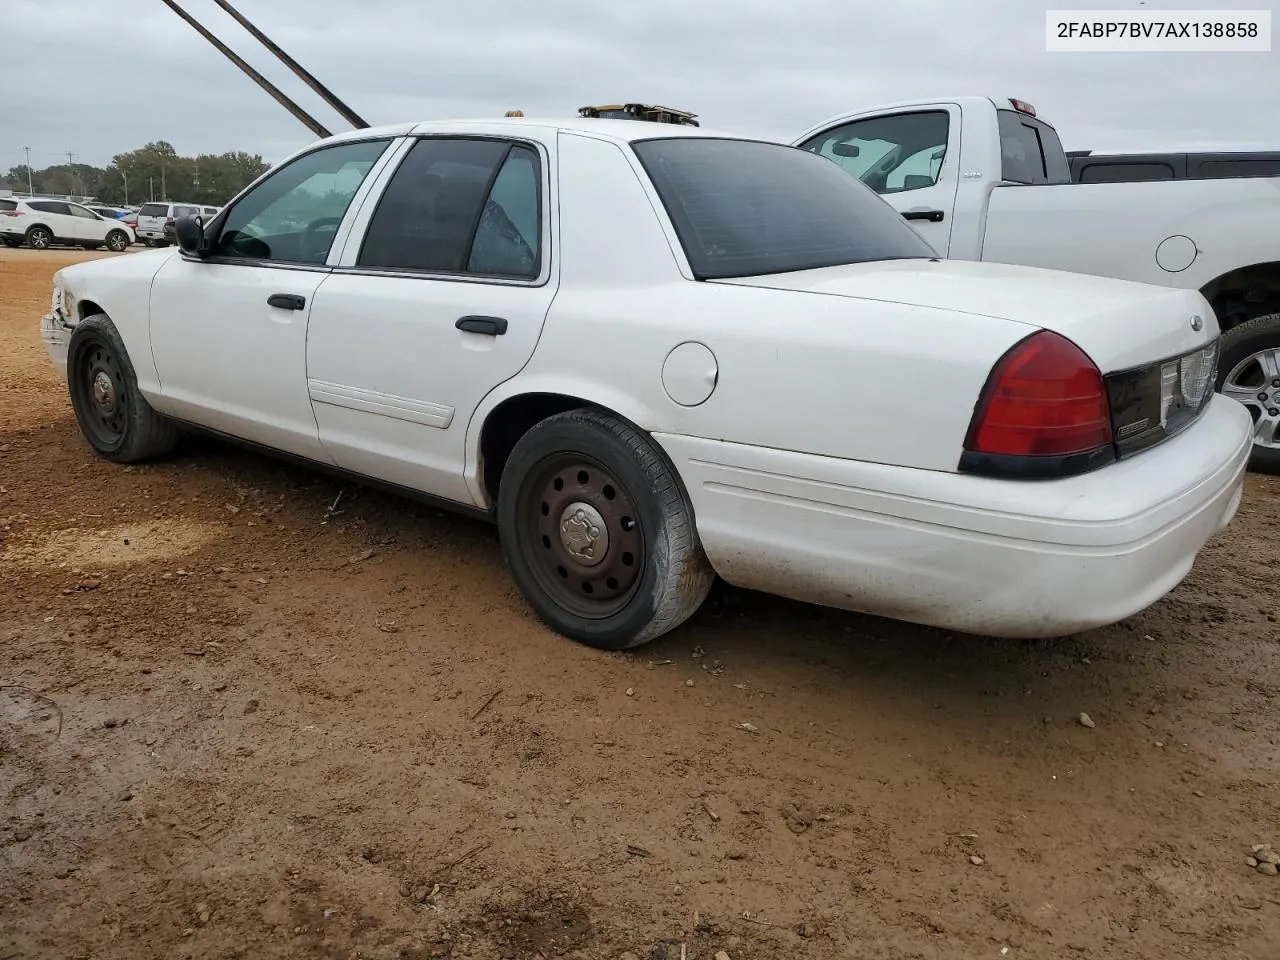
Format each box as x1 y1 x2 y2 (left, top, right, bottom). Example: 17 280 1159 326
1 238 18 248
497 408 715 650
1218 313 1280 475
66 313 179 464
25 226 52 250
105 230 129 253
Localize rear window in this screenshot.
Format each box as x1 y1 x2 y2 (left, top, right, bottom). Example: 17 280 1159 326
0 199 16 211
997 110 1071 185
632 137 935 280
138 203 168 217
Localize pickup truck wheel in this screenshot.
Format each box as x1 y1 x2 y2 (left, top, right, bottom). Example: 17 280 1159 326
67 314 179 464
25 226 51 250
1219 313 1280 475
497 408 715 650
105 230 129 252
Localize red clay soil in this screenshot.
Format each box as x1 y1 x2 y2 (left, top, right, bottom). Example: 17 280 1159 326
2 248 1279 960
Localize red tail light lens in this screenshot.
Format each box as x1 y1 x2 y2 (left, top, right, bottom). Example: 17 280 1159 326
962 331 1114 477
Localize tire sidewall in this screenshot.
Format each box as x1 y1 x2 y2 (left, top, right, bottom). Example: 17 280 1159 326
27 227 50 249
67 314 148 461
106 231 128 252
497 416 677 649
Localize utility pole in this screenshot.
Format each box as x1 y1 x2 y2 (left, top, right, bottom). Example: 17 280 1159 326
161 161 166 201
149 177 155 202
23 145 34 196
122 168 129 205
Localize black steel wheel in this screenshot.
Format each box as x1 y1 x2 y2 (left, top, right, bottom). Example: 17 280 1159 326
497 408 715 650
66 314 179 463
516 453 647 620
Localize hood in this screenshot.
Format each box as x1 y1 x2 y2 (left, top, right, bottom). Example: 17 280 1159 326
713 258 1216 371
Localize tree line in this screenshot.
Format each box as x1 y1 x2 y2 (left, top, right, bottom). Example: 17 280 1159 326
3 141 270 207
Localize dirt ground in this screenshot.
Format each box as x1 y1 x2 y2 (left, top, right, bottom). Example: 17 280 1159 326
1 247 1279 960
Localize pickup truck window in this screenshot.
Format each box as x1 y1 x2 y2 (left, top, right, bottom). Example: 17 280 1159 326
358 137 541 279
997 110 1070 185
213 138 390 266
633 137 934 281
796 111 949 195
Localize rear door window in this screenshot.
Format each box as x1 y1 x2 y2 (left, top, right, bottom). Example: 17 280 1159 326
138 203 169 218
358 137 542 278
29 201 72 215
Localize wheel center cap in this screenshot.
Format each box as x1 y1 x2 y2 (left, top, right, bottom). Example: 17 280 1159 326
92 371 115 412
559 502 608 567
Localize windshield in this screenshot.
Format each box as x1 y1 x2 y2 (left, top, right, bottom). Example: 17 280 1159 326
632 137 934 280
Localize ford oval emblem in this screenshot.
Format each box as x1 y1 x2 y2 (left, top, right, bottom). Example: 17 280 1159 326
1190 315 1203 332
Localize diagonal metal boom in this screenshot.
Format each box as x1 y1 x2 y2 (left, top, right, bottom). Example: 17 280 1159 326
159 0 332 139
210 0 370 129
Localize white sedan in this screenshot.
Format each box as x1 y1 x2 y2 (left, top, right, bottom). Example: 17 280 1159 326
39 118 1253 648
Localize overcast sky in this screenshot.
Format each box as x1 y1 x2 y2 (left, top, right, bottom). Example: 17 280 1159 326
6 0 1279 171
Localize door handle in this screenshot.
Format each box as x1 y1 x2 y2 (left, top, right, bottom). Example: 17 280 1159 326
455 315 508 336
902 209 945 223
267 293 306 310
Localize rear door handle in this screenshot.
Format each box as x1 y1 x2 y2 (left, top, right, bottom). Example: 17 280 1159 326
455 315 508 336
902 209 945 223
267 293 306 310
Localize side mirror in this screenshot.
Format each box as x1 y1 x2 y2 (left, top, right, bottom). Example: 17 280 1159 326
174 215 208 256
832 142 861 158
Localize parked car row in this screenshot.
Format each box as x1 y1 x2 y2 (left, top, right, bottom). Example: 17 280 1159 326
39 110 1253 653
0 197 222 251
1 197 135 252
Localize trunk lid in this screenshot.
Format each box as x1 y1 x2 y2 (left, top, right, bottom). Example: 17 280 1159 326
713 257 1216 373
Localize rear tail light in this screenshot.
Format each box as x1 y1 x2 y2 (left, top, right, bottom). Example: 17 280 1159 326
1 211 22 217
960 330 1115 479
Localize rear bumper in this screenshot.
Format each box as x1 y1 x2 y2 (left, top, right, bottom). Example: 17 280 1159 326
1 229 24 241
655 396 1252 638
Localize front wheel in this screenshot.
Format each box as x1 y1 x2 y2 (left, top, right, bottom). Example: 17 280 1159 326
105 230 129 252
67 314 180 463
497 408 715 650
1219 314 1280 475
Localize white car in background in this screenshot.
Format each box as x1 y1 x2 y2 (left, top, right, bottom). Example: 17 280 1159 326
135 202 221 246
1 197 135 251
38 118 1252 649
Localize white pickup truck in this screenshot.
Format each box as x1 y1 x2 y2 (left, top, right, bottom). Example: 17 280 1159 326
792 97 1280 473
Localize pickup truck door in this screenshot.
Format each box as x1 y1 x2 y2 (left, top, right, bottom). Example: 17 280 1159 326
147 136 398 460
794 105 961 256
305 135 556 507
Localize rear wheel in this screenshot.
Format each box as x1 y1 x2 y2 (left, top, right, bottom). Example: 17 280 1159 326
1218 313 1280 475
25 226 51 250
497 408 714 650
67 314 179 463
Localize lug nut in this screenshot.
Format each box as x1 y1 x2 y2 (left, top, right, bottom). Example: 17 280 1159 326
1270 408 1279 417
